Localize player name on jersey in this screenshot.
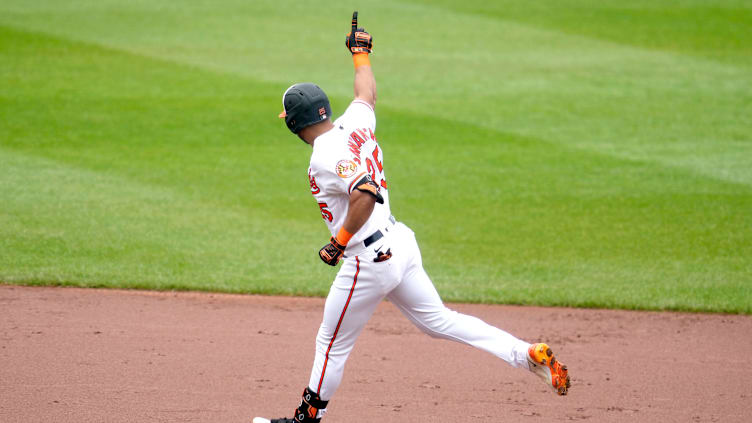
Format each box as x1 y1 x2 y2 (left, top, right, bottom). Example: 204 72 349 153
346 128 376 165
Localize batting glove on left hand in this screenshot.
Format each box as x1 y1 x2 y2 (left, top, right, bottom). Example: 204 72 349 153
319 237 346 266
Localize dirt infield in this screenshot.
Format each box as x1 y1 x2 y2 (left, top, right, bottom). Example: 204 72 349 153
1 285 750 422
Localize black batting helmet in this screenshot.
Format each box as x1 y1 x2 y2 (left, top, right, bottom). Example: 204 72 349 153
278 83 332 134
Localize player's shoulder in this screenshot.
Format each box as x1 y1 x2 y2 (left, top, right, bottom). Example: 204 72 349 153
310 128 349 171
349 99 374 113
343 99 375 120
338 99 376 132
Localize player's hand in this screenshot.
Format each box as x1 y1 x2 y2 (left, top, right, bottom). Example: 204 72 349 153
345 11 373 55
319 237 346 266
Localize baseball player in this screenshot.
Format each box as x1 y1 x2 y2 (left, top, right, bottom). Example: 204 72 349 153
253 12 570 423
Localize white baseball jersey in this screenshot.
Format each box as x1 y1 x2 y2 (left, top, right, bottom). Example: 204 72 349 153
302 98 533 404
307 100 392 254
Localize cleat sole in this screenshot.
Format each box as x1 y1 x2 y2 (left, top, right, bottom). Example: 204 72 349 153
528 343 570 396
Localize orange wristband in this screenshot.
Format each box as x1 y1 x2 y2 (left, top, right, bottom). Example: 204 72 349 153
353 53 370 68
335 227 354 245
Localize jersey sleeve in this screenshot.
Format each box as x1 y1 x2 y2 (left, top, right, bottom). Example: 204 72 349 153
311 148 370 196
339 100 376 132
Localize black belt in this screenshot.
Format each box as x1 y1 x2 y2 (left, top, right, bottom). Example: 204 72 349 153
363 216 396 247
363 230 383 247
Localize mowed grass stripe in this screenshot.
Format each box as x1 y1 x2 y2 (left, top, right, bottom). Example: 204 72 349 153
1 0 748 187
416 0 752 66
0 147 333 295
1 11 751 312
1 25 307 216
1 26 335 294
380 110 752 313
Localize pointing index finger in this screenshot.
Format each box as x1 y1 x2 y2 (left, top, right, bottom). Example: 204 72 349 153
352 11 358 33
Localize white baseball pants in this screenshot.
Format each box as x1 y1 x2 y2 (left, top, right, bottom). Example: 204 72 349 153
308 222 531 401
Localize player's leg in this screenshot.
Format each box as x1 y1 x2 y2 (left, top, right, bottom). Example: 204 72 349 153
387 262 531 368
257 256 391 422
262 257 383 422
308 256 384 413
386 227 569 393
309 257 382 398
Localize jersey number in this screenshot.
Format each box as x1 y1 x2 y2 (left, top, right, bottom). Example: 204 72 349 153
365 145 388 189
318 202 333 222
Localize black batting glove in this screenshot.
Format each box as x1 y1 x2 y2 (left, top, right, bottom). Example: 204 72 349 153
319 237 346 266
345 11 373 54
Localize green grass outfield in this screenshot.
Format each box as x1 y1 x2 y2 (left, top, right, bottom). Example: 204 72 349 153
1 1 750 313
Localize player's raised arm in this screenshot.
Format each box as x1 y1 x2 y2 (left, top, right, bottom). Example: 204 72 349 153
345 11 376 108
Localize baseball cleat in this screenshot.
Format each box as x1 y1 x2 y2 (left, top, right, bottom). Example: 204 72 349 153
527 343 570 395
252 419 298 423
